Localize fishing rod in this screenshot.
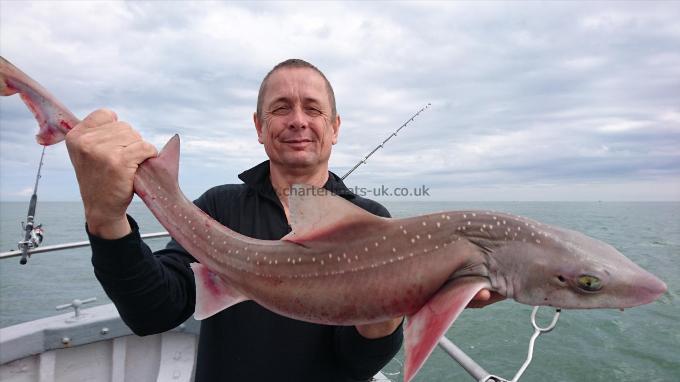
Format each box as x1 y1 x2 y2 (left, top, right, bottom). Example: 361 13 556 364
17 146 47 265
341 103 431 180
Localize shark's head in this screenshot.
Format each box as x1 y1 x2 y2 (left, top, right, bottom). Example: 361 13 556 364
495 224 667 309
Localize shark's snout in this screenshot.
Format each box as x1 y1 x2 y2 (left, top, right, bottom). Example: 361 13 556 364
635 272 667 305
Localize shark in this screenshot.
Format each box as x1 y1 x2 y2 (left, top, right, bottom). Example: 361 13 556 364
1 56 668 381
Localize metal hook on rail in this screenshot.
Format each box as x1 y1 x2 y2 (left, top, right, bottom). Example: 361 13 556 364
510 306 560 381
438 306 561 382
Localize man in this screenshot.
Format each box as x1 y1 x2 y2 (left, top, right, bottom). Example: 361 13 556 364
66 59 498 381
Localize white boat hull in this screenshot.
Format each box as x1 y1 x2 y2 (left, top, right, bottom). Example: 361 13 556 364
0 303 390 382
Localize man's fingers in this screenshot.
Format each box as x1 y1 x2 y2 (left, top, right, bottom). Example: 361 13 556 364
81 108 118 129
473 289 491 301
467 289 506 309
85 121 141 145
123 140 158 165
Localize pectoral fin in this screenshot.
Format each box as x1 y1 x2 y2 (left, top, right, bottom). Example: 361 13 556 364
403 277 488 382
191 263 249 320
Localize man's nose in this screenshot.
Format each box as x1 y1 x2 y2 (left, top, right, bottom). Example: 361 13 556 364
287 106 308 129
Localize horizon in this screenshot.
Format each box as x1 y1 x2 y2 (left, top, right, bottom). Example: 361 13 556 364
1 1 679 202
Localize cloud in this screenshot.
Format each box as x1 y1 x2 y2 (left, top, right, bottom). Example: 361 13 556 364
1 1 679 201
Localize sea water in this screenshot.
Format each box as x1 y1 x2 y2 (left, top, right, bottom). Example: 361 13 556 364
1 201 678 381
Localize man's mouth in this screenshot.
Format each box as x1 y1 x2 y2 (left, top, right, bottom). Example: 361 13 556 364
282 138 313 144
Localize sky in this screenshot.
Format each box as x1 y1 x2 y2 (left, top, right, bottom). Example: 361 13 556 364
1 1 679 202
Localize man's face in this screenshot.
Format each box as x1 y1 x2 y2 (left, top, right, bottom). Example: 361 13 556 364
254 67 340 171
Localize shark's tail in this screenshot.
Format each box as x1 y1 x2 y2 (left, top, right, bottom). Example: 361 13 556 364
0 56 79 145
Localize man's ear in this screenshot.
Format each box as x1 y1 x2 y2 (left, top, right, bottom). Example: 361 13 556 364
332 114 341 145
254 112 264 144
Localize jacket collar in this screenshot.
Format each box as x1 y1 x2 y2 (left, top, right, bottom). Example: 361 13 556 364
238 160 356 203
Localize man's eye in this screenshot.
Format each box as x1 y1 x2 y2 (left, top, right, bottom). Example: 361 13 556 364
306 108 322 116
272 106 289 115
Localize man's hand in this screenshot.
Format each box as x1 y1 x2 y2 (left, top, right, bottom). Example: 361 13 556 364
65 109 157 239
467 289 506 308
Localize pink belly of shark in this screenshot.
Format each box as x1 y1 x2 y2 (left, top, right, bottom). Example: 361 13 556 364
1 56 667 382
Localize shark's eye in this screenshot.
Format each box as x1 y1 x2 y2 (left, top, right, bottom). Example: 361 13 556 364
577 275 602 292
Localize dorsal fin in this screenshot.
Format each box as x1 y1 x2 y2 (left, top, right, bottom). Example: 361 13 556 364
155 134 180 181
282 184 385 244
133 134 180 198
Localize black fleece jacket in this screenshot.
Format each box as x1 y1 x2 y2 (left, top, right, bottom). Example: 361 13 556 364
89 161 403 382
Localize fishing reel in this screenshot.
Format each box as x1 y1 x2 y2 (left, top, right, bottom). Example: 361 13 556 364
18 219 44 264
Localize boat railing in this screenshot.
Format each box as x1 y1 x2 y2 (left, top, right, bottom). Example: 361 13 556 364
0 232 170 260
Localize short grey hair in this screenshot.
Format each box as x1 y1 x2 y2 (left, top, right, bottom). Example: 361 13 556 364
256 59 337 121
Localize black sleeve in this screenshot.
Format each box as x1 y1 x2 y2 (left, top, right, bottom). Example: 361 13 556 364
333 197 403 380
334 323 404 381
89 215 196 335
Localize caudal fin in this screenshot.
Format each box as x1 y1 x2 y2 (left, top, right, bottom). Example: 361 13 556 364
0 56 79 145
